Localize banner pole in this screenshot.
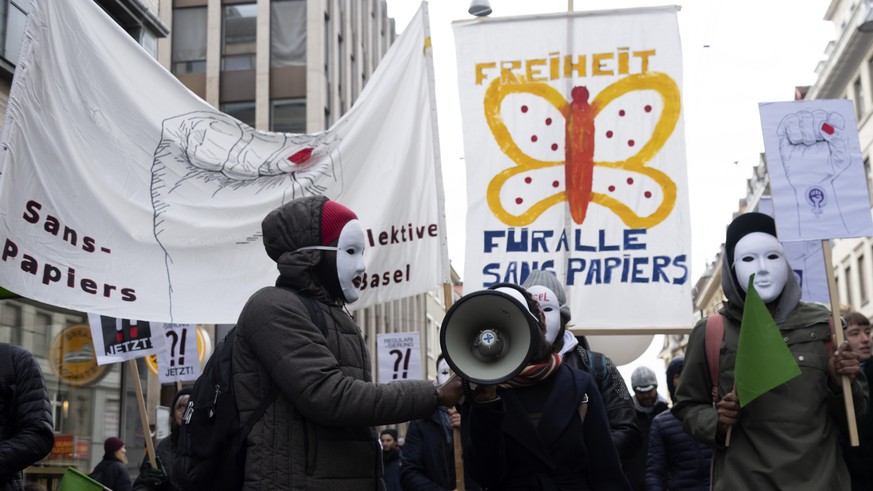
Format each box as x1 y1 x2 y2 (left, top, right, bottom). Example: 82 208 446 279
444 282 465 491
821 239 859 446
129 359 158 468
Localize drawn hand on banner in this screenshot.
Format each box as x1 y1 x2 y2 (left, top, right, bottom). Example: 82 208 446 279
483 72 680 228
777 110 850 232
150 111 344 318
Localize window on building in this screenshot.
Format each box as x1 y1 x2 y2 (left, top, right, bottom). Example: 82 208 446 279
846 265 854 305
172 7 207 74
855 76 866 120
221 101 255 127
271 98 306 133
0 0 29 65
860 254 869 305
271 0 306 68
0 303 21 344
865 157 873 205
33 311 50 353
222 3 257 71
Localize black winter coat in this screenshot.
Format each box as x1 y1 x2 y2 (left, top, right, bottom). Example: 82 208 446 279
645 410 712 491
400 408 480 491
0 344 54 491
563 345 641 459
90 455 132 491
460 365 630 491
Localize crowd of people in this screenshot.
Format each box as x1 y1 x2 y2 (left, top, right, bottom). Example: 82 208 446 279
2 199 872 491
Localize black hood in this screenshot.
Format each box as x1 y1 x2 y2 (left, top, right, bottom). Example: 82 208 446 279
666 356 683 402
261 196 341 303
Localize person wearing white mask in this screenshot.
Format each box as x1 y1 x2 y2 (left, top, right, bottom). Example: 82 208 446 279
401 354 482 491
231 195 464 490
458 283 630 490
522 270 641 463
672 212 866 491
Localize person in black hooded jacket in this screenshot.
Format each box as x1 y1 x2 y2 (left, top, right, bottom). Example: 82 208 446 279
645 356 712 491
133 388 192 490
90 437 132 491
0 343 54 491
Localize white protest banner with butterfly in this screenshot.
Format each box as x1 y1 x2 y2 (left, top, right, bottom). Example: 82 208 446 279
454 7 692 330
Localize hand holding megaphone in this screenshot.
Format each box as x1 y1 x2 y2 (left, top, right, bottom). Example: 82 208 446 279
436 373 464 407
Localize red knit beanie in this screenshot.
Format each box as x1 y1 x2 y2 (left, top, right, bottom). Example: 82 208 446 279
320 200 358 245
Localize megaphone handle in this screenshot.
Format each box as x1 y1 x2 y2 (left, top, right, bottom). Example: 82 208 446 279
453 425 465 491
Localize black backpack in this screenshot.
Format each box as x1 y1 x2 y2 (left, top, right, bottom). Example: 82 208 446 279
173 293 325 490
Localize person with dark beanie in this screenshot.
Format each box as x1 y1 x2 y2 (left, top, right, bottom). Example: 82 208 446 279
672 212 866 490
90 437 132 491
133 387 192 490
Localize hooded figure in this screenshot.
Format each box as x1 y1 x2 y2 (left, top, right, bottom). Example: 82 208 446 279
522 269 641 461
134 388 192 491
672 212 866 491
231 195 461 490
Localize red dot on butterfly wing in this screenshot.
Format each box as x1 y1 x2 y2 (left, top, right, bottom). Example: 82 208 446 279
516 197 523 204
288 147 314 164
606 130 614 138
521 105 529 113
545 118 552 125
619 109 626 117
628 140 635 147
608 185 616 192
552 181 560 188
644 191 652 198
531 135 538 142
627 177 634 185
644 105 652 113
551 143 558 151
524 177 532 184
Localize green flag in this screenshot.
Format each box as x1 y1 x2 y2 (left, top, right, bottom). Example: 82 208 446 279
59 467 106 491
734 275 801 407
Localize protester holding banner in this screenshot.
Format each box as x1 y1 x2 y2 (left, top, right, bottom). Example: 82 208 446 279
672 212 866 490
840 312 873 491
522 269 641 462
400 354 482 491
459 284 630 490
231 196 463 490
133 388 191 491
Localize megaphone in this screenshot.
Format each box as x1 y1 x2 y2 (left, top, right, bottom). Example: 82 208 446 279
440 284 541 385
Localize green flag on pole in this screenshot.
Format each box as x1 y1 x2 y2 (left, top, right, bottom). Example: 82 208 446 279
59 467 106 491
734 274 801 407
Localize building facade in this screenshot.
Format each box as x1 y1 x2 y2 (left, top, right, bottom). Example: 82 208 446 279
0 0 458 487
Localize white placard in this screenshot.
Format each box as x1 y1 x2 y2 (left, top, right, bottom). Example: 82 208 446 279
86 314 168 365
377 332 422 383
156 323 201 383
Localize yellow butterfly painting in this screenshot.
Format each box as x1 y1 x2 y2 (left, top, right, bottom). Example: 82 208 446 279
483 72 681 228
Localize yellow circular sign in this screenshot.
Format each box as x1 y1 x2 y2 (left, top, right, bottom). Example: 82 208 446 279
49 324 110 387
145 325 210 376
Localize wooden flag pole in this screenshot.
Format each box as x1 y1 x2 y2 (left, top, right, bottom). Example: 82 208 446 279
444 282 465 491
129 359 158 468
821 239 859 446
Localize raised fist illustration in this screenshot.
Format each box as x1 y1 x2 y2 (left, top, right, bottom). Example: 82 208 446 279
776 110 850 234
150 111 344 319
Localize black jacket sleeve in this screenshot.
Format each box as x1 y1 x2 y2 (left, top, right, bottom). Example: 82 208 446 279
0 346 54 481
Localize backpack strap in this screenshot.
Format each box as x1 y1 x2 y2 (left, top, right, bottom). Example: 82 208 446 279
237 293 327 443
589 351 609 381
704 314 724 405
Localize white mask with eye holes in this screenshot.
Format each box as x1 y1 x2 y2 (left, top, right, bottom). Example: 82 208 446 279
732 232 790 304
436 358 451 385
336 220 366 304
526 285 561 345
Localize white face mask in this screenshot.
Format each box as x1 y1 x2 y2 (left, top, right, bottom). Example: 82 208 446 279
335 220 366 303
436 358 451 385
732 232 789 303
526 285 561 345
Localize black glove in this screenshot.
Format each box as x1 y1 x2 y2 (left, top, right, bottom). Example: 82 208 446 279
139 456 168 487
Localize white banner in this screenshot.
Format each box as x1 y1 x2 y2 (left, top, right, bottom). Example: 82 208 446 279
0 0 448 323
454 8 692 329
156 323 201 383
86 315 168 366
759 99 873 241
377 332 422 383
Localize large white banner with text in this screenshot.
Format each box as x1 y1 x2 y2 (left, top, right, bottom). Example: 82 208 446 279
0 0 448 323
454 8 692 329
